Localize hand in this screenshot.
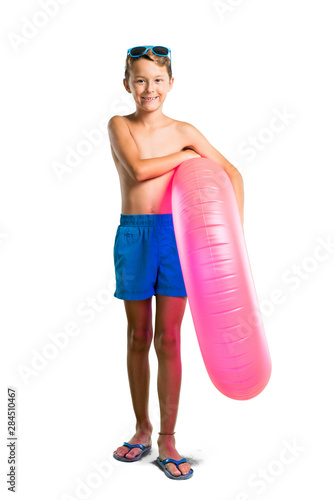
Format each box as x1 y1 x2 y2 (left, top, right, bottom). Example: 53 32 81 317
182 148 201 160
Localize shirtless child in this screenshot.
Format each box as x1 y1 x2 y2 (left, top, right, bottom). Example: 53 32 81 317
108 46 244 480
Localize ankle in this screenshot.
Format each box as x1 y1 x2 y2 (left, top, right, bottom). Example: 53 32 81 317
136 421 153 434
157 432 176 444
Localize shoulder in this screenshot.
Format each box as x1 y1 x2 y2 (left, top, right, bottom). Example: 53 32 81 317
175 120 204 144
175 119 195 131
108 113 135 126
108 114 126 129
107 115 133 138
176 120 202 135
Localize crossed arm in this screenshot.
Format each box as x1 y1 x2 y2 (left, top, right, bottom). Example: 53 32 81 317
108 116 244 226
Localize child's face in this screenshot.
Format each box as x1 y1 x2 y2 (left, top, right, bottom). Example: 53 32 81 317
124 58 174 109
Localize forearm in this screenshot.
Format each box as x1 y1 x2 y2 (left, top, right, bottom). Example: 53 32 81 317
135 151 190 181
228 172 244 226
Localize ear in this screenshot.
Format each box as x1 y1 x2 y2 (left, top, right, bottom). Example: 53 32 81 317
168 77 174 92
123 78 131 93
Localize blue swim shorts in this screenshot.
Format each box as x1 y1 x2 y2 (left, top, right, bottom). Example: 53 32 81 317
113 213 187 300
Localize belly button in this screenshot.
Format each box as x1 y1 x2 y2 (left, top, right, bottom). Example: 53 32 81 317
150 208 156 213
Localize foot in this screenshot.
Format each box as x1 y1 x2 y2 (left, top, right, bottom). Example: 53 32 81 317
157 434 191 477
113 426 152 461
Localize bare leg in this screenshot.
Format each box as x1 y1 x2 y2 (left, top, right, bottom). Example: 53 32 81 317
114 297 153 460
154 293 191 477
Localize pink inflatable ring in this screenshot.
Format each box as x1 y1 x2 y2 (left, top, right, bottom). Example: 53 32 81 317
171 157 272 400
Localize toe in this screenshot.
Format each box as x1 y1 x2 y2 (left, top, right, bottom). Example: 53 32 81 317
166 463 181 477
179 462 191 476
114 446 126 457
125 448 138 459
126 446 144 459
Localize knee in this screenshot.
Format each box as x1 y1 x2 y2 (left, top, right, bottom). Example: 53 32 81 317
154 328 180 358
128 326 153 352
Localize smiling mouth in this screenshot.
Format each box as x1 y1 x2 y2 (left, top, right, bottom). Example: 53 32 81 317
141 96 158 101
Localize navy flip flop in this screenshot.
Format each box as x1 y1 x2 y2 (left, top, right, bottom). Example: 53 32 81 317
156 457 194 480
113 442 152 462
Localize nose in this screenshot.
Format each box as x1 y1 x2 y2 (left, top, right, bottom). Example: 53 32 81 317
146 81 155 92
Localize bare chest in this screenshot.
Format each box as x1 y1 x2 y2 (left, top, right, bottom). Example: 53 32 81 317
127 120 184 159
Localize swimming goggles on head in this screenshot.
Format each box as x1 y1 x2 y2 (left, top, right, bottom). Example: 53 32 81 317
127 46 172 70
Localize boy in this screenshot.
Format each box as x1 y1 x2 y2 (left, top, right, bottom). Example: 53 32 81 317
108 46 244 480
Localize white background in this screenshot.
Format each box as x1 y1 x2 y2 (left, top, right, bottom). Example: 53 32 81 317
1 0 334 498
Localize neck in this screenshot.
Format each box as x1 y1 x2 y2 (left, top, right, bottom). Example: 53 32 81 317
133 107 166 128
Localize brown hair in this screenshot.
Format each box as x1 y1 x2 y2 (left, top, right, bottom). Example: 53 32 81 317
124 48 172 82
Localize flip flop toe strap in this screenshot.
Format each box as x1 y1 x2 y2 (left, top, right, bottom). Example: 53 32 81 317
161 458 187 467
123 442 146 451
